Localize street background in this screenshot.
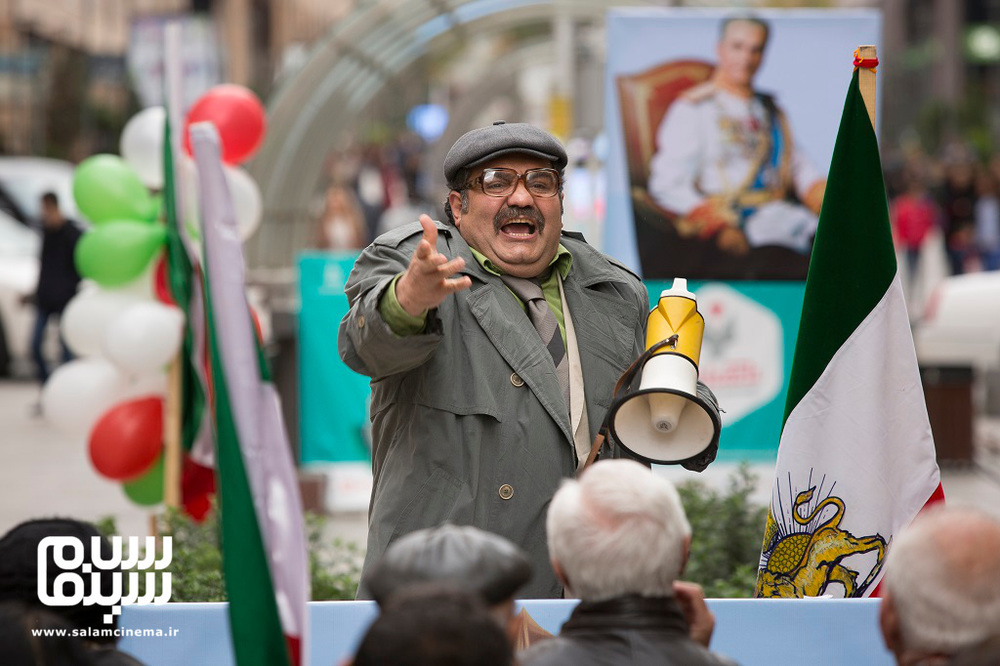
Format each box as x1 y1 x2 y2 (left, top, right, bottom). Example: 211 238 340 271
3 0 1000 555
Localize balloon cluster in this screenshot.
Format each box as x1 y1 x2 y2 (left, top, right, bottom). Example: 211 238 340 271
43 85 268 507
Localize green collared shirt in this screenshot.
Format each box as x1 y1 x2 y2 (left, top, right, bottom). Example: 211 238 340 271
380 244 573 344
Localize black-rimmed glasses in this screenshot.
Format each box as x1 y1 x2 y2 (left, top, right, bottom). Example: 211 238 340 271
466 168 561 198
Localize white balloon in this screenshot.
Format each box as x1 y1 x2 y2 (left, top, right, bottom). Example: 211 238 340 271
104 302 185 375
114 258 158 300
120 107 166 189
61 286 145 358
224 165 263 241
41 358 130 438
122 372 169 401
180 157 263 241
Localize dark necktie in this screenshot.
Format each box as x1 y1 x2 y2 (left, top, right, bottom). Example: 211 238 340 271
500 273 570 411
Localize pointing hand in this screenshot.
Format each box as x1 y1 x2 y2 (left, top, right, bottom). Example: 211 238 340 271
395 215 473 317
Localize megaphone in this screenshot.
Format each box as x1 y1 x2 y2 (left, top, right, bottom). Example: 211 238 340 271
606 278 721 470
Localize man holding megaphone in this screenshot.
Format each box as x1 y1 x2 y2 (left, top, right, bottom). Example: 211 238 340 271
339 121 721 599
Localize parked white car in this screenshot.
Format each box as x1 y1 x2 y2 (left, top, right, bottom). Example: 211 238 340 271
913 271 1000 369
0 156 82 378
0 157 80 226
0 209 40 377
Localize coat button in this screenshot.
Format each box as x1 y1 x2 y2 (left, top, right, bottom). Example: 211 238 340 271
498 484 514 500
510 372 524 387
358 315 366 328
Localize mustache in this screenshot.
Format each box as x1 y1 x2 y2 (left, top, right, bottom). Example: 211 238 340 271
494 206 544 233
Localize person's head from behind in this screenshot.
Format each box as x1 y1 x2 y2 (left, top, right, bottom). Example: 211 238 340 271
879 506 1000 664
366 523 531 638
352 585 514 666
0 518 122 644
715 16 770 92
40 191 65 229
547 459 691 601
442 122 568 279
0 601 95 665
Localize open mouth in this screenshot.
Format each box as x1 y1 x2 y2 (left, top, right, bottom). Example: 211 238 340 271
499 220 538 238
495 206 543 239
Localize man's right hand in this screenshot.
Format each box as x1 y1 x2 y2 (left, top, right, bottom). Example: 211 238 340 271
395 215 473 317
673 580 715 648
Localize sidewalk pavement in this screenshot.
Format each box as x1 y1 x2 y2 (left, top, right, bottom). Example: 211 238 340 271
4 379 1000 546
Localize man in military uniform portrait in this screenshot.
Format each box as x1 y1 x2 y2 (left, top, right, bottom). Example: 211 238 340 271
632 16 826 280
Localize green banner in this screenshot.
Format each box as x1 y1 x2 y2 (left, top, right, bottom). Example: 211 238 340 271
298 252 369 464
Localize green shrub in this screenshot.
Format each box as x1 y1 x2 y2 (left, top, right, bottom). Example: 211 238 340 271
98 507 362 602
98 465 766 601
677 463 768 598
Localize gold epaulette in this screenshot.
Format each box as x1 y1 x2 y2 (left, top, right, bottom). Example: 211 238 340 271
679 81 717 103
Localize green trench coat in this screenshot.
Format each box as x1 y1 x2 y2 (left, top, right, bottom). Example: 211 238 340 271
338 220 648 597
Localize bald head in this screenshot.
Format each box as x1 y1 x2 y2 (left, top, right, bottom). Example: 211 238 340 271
880 506 1000 661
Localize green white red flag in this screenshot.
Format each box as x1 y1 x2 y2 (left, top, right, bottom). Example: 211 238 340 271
161 22 215 520
161 114 216 520
191 122 310 665
755 68 943 599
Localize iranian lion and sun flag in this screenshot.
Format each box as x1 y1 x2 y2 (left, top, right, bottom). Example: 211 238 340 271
755 57 944 599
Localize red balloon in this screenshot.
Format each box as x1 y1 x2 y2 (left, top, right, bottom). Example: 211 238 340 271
183 84 266 165
88 397 164 481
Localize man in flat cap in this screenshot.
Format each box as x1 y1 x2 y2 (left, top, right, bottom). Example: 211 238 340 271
366 523 539 646
339 121 649 598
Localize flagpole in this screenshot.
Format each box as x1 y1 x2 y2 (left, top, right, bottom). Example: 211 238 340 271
162 21 185 512
857 45 877 127
164 354 182 509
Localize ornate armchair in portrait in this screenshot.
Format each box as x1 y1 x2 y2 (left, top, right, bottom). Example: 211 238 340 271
616 60 722 279
617 59 714 211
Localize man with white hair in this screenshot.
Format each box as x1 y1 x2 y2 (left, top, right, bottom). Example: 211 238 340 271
521 460 736 665
879 506 1000 665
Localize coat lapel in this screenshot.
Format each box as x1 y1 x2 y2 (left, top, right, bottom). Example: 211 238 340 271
561 257 642 440
466 283 574 445
445 227 575 445
442 225 642 447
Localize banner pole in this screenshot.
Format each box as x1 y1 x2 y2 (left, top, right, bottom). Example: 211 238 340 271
857 45 877 127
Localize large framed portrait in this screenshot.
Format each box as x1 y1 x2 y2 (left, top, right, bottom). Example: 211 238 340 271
603 9 882 280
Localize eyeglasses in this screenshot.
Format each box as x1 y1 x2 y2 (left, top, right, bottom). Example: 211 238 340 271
466 168 561 198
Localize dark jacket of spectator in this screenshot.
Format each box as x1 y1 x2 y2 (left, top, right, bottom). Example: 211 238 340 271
36 220 82 313
521 595 737 666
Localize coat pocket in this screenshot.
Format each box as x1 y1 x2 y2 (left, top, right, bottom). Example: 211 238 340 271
388 466 464 542
411 371 503 422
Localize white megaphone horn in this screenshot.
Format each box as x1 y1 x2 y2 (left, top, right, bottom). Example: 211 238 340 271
605 278 721 470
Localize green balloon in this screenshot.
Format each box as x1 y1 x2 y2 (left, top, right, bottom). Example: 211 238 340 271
73 154 158 224
74 221 167 287
152 193 165 222
123 455 164 506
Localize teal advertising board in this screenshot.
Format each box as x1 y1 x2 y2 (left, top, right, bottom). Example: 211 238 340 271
298 251 369 464
299 254 804 465
646 281 804 462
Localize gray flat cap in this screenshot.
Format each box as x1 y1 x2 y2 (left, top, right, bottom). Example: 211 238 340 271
444 121 568 189
366 523 532 606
